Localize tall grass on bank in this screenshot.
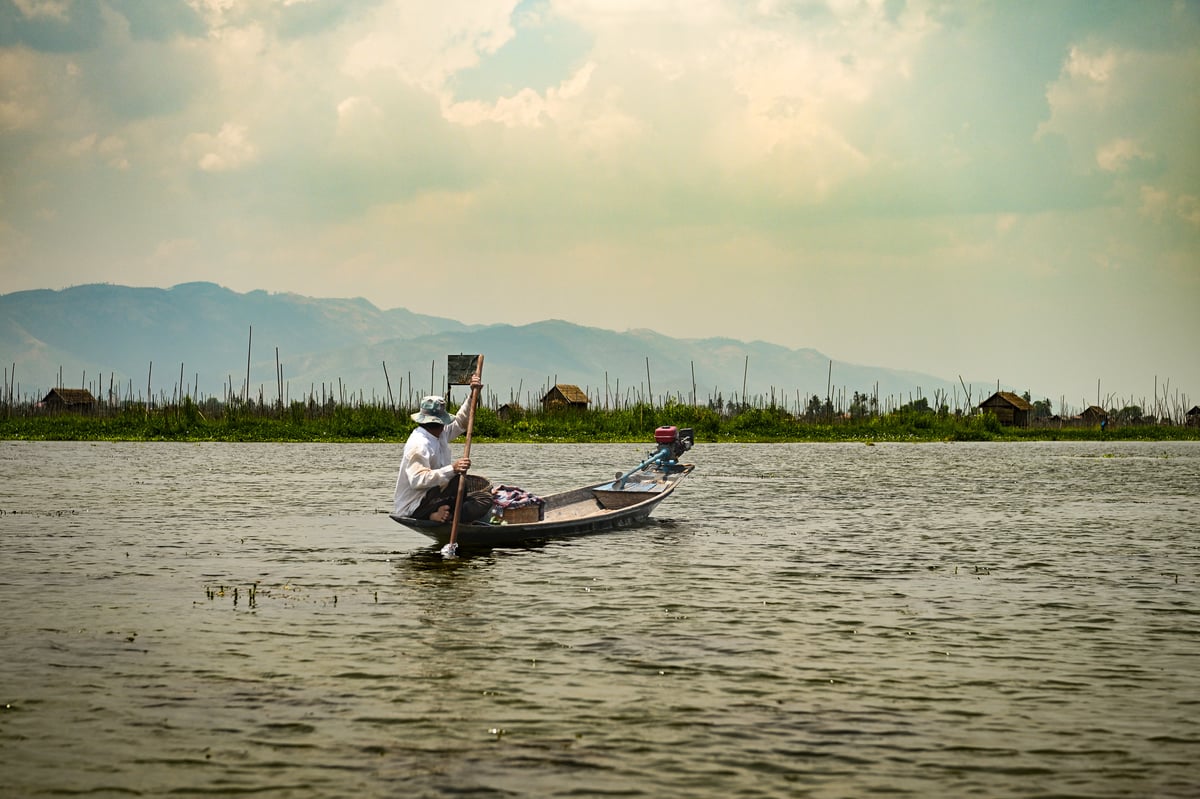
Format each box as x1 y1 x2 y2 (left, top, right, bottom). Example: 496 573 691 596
2 398 1197 443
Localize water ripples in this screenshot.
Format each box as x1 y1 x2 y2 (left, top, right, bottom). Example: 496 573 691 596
1 439 1198 797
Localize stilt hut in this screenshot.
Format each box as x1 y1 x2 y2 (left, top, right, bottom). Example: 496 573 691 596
41 388 97 413
541 384 589 412
1080 405 1108 426
1186 406 1200 427
978 391 1033 427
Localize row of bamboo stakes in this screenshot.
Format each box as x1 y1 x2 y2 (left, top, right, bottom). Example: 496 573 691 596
2 332 1194 422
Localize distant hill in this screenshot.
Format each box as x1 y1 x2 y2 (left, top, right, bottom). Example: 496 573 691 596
1 282 982 411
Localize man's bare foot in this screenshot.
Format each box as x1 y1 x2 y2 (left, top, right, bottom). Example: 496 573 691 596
431 505 452 523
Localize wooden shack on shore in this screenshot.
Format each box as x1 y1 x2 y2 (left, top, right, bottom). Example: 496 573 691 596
41 388 97 413
541 384 589 412
1080 405 1108 425
978 391 1033 427
1186 406 1200 427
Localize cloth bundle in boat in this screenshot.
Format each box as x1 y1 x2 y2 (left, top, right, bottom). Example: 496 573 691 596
489 485 545 523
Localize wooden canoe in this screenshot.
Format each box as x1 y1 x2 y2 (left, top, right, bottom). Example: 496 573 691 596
390 463 694 548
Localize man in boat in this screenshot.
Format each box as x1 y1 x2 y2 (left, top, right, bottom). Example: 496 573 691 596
393 375 493 524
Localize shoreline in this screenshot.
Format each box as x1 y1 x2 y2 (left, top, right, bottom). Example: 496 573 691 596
4 403 1197 445
3 425 1197 445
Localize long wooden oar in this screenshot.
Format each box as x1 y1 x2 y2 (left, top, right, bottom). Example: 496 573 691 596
441 354 483 558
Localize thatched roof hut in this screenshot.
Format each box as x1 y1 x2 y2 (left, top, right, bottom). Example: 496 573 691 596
978 391 1033 427
541 384 589 411
41 388 97 413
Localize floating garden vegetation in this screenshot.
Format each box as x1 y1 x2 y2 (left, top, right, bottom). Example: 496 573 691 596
2 397 1197 443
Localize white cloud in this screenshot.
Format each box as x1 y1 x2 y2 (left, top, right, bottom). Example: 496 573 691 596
555 0 935 200
12 0 70 21
0 49 46 132
1040 40 1198 186
1176 194 1200 228
184 123 258 172
330 95 387 155
335 95 382 130
1139 185 1172 221
1064 45 1117 83
99 135 129 170
0 99 35 131
342 1 517 90
184 0 239 28
1096 137 1149 172
442 61 600 129
67 133 96 156
1138 184 1200 231
1039 44 1126 149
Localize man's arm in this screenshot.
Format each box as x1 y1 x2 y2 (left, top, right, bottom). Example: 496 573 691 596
403 445 454 493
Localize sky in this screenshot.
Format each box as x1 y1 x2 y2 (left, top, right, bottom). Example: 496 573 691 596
1 0 1198 411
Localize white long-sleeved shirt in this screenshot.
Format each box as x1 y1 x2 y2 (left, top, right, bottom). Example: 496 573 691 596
392 400 471 516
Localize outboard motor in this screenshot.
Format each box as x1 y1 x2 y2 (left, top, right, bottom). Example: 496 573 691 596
613 425 694 489
653 425 694 465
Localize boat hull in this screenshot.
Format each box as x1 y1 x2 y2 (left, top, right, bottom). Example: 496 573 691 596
390 464 693 548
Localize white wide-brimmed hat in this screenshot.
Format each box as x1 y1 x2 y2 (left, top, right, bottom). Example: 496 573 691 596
411 395 453 425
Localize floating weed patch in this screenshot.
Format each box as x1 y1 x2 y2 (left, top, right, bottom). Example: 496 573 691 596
0 508 83 516
201 581 368 611
203 582 260 609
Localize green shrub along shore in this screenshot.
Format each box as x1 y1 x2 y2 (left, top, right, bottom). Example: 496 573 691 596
2 400 1197 443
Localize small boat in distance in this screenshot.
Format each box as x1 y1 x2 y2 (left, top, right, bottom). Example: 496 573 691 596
390 426 695 549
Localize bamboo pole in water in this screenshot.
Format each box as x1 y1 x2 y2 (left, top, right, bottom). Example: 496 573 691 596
646 357 653 410
245 326 252 404
742 356 748 405
826 361 833 422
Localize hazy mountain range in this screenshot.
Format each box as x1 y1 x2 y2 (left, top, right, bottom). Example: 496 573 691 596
1 282 992 410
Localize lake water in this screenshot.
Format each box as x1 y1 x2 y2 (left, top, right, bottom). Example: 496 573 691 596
1 439 1197 798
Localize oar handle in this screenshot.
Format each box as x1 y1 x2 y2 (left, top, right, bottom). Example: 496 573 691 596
447 355 484 550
